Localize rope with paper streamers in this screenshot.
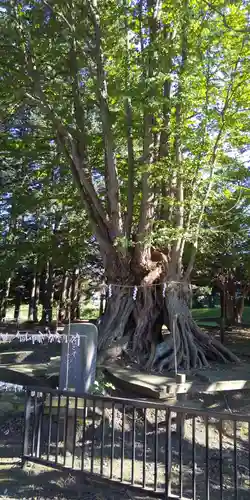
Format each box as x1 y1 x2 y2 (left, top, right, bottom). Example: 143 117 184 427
104 280 187 300
0 331 81 345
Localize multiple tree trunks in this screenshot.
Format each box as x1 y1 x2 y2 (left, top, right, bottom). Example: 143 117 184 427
98 280 239 372
214 272 250 325
0 268 83 324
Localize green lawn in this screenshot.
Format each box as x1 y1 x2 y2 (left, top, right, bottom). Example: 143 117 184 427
4 302 99 322
4 303 250 324
192 306 250 323
191 307 220 319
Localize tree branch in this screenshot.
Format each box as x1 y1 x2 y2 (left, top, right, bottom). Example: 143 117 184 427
179 47 212 265
125 97 135 239
87 0 122 238
124 4 135 240
171 0 188 277
184 54 243 281
136 0 157 258
204 1 250 34
12 3 113 253
57 132 113 256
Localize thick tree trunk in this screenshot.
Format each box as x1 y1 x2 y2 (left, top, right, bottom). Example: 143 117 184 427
98 279 239 372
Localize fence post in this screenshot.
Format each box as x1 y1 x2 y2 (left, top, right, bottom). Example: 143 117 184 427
36 393 44 458
165 408 172 499
22 389 32 467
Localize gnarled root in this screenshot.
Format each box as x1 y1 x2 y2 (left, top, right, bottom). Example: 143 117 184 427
151 288 239 372
97 282 240 372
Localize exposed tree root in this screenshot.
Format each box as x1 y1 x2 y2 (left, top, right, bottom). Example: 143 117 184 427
97 282 240 371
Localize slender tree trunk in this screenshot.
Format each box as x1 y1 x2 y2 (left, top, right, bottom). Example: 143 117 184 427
40 261 53 324
28 261 40 322
33 272 40 323
65 279 72 322
0 278 11 321
58 271 69 322
70 268 79 320
14 286 22 322
234 294 246 324
99 291 105 316
75 289 81 319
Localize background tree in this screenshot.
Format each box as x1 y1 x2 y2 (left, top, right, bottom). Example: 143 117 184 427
0 106 102 322
1 0 249 370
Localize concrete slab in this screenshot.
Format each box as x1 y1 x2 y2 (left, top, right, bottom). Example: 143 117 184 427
104 363 250 399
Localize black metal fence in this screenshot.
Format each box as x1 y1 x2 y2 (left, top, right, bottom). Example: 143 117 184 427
22 386 250 499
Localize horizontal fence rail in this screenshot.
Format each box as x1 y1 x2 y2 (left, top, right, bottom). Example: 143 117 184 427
22 386 250 500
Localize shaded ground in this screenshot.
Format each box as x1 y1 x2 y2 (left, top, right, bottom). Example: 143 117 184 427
0 414 159 500
1 393 250 500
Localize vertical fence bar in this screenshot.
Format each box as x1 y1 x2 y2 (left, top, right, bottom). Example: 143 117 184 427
165 408 172 499
110 402 115 479
121 404 125 482
179 411 184 499
154 409 158 492
63 396 69 466
91 399 96 474
248 422 250 491
55 394 61 463
131 407 136 485
36 393 44 458
72 396 78 469
22 389 32 462
219 419 223 500
81 399 86 471
143 408 147 488
192 416 196 500
47 393 53 462
205 416 209 500
100 401 105 476
32 392 38 456
233 420 238 500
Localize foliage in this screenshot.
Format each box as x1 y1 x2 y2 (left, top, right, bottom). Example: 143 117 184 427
0 0 249 283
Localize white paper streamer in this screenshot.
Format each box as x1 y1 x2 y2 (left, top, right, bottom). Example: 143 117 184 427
132 286 138 301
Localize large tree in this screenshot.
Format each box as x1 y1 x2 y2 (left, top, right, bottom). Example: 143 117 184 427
1 0 249 370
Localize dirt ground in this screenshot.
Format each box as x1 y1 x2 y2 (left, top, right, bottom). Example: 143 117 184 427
0 414 159 500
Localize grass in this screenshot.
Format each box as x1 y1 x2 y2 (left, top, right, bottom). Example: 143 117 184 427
4 301 99 323
192 306 250 323
4 302 250 325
